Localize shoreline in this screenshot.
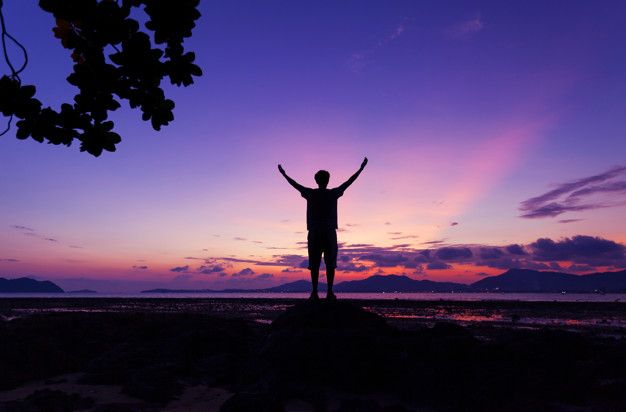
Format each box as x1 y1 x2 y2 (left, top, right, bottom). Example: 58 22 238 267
2 297 626 336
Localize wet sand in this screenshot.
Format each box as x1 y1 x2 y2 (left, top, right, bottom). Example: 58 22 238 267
2 297 626 336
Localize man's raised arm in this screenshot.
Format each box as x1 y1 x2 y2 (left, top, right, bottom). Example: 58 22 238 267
278 164 306 192
338 157 368 192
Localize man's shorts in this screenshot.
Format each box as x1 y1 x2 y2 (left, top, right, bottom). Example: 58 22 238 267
307 228 338 270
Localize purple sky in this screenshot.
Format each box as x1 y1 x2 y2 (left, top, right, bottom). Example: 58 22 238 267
1 1 626 292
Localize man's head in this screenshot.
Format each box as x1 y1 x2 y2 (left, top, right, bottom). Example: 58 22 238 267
314 170 330 189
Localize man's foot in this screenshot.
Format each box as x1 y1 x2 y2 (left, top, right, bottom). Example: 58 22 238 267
309 292 320 301
326 291 337 301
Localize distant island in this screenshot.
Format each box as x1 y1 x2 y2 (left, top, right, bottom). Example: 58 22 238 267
142 269 626 294
0 277 64 293
141 276 467 294
3 269 625 294
471 268 626 293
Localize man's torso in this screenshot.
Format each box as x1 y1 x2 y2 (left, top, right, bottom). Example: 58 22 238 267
301 187 344 230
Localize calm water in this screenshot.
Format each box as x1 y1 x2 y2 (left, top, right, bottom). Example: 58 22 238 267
1 292 625 302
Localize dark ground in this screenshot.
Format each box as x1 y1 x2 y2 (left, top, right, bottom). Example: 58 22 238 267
2 297 626 334
1 298 626 411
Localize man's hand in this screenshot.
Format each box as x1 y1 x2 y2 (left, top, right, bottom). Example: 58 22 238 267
278 164 306 192
338 157 367 192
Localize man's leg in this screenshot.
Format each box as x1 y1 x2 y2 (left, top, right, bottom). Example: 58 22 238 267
326 267 335 298
325 229 338 300
310 267 319 299
308 230 321 300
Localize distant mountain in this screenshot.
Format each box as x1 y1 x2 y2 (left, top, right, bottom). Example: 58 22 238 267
144 288 235 293
470 269 626 292
67 289 98 294
142 275 466 293
142 269 626 294
264 280 327 293
334 275 467 293
0 277 64 293
143 281 329 294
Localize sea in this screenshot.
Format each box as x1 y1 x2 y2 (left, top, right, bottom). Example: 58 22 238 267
1 292 625 302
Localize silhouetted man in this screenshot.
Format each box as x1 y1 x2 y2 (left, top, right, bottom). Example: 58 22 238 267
278 157 368 300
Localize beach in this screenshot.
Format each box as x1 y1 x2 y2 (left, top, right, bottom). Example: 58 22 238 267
1 297 626 411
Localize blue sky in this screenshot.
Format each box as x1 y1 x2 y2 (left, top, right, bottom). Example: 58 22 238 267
1 1 626 292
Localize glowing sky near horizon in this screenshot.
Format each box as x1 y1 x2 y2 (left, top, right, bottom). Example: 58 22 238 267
1 1 626 292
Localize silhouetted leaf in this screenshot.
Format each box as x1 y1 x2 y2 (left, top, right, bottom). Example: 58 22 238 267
0 1 202 156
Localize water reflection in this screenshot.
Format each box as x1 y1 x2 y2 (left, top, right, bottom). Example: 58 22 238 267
1 296 626 335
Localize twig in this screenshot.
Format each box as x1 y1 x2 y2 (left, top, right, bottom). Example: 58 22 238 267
0 1 29 136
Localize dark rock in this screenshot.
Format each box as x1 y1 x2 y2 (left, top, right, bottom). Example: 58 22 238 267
220 392 284 412
91 403 156 412
1 389 94 412
91 405 137 412
121 365 183 404
0 312 257 404
260 300 399 394
431 321 473 339
333 398 382 412
3 301 626 411
270 299 391 333
332 398 414 412
43 378 67 385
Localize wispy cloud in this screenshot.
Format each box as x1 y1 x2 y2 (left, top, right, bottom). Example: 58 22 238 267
520 166 626 218
281 268 303 273
233 267 255 277
11 225 34 231
390 234 419 240
199 264 226 274
11 224 71 246
427 262 452 270
445 15 484 39
350 20 408 73
558 219 583 224
422 239 446 245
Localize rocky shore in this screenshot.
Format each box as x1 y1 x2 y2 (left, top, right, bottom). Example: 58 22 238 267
1 299 626 411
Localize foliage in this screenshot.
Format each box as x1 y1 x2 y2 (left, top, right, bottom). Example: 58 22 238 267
0 0 202 156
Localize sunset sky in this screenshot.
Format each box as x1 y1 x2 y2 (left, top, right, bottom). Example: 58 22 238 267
1 1 626 292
